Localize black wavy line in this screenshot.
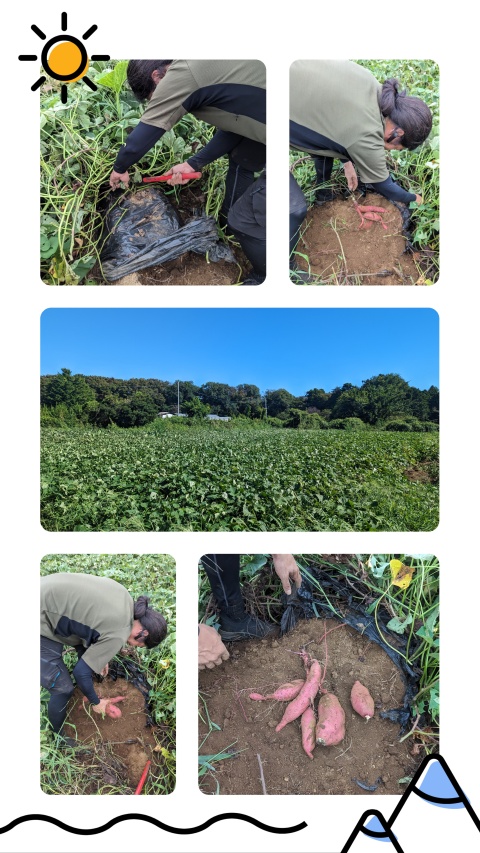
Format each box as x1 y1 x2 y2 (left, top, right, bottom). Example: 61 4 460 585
0 813 307 837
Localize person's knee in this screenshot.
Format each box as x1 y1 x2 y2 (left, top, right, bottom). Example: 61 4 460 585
290 196 308 224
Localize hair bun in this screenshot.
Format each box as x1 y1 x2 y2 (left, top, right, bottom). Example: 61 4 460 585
134 595 151 619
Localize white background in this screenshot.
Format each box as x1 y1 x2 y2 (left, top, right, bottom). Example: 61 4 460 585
2 2 477 851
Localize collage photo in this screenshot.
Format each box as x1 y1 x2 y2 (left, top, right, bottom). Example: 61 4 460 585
4 11 478 852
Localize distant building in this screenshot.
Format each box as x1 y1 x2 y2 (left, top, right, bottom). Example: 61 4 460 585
206 414 231 421
157 412 187 418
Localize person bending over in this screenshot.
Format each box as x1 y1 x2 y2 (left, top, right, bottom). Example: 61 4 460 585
109 60 266 285
289 61 432 274
41 572 167 745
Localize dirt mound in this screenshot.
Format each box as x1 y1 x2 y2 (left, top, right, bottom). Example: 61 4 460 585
133 254 241 286
199 620 420 795
295 193 419 285
66 678 157 788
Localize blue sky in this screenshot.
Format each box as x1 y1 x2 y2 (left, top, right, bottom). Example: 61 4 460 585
41 309 439 394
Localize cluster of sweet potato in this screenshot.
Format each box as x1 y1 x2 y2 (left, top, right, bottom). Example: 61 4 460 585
249 649 374 760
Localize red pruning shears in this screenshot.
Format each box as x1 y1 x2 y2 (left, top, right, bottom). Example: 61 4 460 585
142 172 202 183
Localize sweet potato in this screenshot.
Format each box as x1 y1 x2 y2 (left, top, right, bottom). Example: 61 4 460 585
350 680 374 720
301 706 316 759
105 696 125 719
275 659 322 732
315 693 345 746
249 679 304 702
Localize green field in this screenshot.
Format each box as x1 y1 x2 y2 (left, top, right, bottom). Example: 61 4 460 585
41 428 439 531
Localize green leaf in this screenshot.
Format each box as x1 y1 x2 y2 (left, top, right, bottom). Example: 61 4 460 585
97 61 128 95
386 613 413 634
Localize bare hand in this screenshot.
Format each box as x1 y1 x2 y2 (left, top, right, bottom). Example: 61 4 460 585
415 194 423 204
198 624 230 670
90 696 125 718
109 170 129 190
164 162 201 186
272 554 302 595
100 664 109 678
343 161 358 191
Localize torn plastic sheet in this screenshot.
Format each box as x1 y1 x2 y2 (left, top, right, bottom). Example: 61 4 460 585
100 185 235 281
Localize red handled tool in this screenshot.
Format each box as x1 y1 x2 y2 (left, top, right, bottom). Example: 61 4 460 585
142 172 202 183
134 759 151 795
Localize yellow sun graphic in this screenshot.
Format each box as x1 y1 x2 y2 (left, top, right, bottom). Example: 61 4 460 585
18 12 110 103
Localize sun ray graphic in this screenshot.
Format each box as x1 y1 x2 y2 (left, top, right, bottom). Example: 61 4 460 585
18 12 110 103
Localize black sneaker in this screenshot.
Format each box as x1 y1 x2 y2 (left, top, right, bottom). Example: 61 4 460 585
314 189 340 206
219 613 277 642
240 273 265 286
57 735 79 749
289 266 318 284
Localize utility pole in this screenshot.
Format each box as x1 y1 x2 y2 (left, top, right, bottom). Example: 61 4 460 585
177 380 180 416
264 390 268 417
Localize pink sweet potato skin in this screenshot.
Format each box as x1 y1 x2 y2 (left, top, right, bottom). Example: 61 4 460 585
301 706 316 759
315 693 345 746
249 679 305 702
275 659 322 732
350 681 375 720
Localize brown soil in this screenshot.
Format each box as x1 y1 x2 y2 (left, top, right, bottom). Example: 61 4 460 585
134 253 242 286
296 194 419 285
66 678 158 788
404 466 433 484
199 620 420 795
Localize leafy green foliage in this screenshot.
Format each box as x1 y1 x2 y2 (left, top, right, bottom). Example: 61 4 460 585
41 428 438 531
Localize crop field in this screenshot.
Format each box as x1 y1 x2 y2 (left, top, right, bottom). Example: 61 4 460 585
40 554 176 795
41 428 439 531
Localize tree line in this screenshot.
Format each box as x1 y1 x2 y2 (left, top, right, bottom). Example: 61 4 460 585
40 369 439 431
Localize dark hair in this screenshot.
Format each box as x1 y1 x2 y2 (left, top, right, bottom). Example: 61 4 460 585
379 78 432 150
127 60 173 101
134 595 167 649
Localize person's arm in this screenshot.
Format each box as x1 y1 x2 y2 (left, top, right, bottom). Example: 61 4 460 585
72 657 100 705
187 130 244 171
164 130 245 186
110 123 166 189
369 175 417 205
272 554 302 595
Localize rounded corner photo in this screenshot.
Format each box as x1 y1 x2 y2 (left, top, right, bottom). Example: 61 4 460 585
289 60 439 286
40 554 176 795
40 59 266 286
198 553 439 795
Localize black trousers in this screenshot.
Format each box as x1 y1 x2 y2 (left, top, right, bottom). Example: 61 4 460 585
221 138 266 216
41 636 76 733
228 171 266 278
201 554 242 609
289 156 334 262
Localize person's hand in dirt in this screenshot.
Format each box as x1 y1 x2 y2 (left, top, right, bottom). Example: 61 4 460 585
272 554 302 595
109 170 130 190
164 162 202 186
343 161 358 191
89 696 126 718
198 623 230 670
